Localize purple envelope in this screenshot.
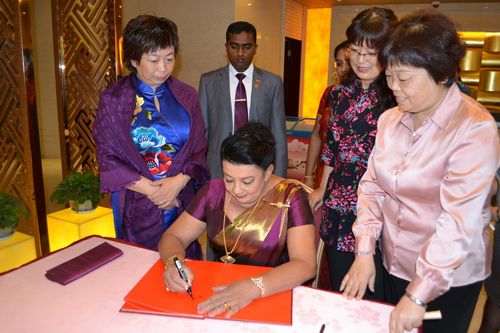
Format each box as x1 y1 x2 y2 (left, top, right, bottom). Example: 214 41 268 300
45 242 123 285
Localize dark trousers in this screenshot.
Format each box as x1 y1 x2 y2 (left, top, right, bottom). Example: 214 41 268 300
383 268 482 333
325 244 385 301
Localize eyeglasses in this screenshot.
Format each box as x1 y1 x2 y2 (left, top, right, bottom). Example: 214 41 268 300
348 47 378 59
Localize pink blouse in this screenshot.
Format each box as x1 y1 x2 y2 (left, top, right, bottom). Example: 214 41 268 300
353 84 500 304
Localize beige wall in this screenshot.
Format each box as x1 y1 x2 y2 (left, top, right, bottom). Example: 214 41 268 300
123 0 285 87
328 2 500 85
235 0 285 77
123 0 235 88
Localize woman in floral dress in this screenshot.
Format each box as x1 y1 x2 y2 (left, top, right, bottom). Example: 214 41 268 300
309 7 397 299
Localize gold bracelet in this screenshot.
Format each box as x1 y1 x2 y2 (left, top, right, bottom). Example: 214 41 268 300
164 255 184 270
250 276 265 297
304 175 314 179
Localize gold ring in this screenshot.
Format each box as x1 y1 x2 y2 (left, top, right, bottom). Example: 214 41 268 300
223 301 231 311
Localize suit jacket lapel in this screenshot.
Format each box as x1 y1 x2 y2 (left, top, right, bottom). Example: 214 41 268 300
219 66 233 125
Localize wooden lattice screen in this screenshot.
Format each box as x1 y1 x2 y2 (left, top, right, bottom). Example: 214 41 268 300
52 0 122 175
0 0 46 253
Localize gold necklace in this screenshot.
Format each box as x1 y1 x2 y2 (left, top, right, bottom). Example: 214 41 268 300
221 193 263 264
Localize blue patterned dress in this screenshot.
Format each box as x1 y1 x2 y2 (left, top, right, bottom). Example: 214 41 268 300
112 75 191 236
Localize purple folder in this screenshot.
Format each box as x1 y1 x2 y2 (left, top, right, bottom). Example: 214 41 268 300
45 242 123 285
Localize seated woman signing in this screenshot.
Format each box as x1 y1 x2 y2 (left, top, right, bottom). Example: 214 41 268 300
158 122 316 318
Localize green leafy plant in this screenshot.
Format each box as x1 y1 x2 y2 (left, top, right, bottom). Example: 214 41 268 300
50 172 103 210
0 192 29 229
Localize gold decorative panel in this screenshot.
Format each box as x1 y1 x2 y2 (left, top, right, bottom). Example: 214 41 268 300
479 70 500 92
53 0 122 175
459 32 500 119
461 49 483 71
459 49 482 86
485 35 500 53
0 0 46 254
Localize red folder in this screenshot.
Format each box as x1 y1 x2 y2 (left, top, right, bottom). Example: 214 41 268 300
121 259 292 325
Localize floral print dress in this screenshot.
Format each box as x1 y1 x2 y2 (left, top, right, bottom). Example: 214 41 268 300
112 75 191 236
320 79 387 252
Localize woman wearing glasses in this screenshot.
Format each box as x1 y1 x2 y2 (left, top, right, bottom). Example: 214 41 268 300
308 7 397 299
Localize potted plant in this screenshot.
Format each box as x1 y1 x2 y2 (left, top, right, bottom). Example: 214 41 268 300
50 171 103 213
0 192 29 240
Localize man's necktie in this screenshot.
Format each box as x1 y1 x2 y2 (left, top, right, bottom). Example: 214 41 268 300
234 73 248 132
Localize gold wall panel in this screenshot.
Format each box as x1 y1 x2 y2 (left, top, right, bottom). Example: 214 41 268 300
0 0 46 254
459 71 480 86
479 70 500 92
53 0 122 175
460 32 500 119
462 39 484 48
484 35 500 53
459 32 487 48
482 53 500 68
477 91 500 106
460 48 482 72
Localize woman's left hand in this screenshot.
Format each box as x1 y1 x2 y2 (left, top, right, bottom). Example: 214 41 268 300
197 279 261 318
340 255 375 300
389 296 426 333
148 174 190 210
308 188 324 211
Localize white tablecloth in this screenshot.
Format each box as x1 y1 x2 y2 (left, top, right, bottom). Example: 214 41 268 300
0 236 417 332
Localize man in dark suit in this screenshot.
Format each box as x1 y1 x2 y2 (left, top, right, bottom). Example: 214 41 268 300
198 21 287 179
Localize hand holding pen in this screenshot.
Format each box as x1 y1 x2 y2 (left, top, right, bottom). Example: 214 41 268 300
173 256 193 299
163 255 194 299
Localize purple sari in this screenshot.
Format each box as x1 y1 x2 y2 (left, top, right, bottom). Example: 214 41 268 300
186 179 313 267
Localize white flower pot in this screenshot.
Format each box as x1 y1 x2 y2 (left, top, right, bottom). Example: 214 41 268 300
0 227 15 240
70 199 96 214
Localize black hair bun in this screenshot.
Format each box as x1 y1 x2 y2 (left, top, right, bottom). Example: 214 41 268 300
237 122 275 146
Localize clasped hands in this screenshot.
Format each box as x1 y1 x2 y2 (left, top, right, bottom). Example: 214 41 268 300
163 263 261 318
146 174 187 210
341 256 425 333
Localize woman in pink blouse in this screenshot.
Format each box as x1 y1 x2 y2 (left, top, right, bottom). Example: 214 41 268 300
341 10 500 333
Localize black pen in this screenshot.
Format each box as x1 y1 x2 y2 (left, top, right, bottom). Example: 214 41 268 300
173 256 193 299
319 323 326 333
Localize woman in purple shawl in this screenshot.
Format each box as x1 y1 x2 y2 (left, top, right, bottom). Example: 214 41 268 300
93 15 208 256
